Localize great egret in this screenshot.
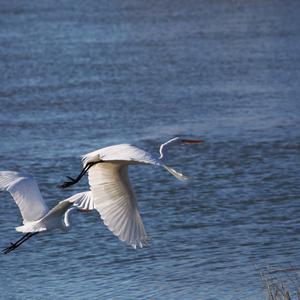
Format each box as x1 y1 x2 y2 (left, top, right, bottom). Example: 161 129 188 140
0 171 93 254
60 137 203 249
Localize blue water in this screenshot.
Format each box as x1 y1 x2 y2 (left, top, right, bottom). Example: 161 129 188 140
0 1 300 299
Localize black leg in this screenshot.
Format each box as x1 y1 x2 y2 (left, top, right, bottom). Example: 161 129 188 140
3 232 39 254
59 161 100 189
5 233 31 249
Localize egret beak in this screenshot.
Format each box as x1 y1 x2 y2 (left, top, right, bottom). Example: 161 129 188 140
181 139 204 144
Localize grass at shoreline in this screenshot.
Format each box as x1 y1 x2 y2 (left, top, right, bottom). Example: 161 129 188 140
261 266 300 300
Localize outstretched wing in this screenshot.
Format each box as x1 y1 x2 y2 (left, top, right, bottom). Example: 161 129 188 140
66 191 94 210
63 191 94 227
82 144 159 167
0 171 49 223
88 163 147 249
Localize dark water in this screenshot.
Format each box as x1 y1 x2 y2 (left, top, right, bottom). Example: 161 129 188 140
0 1 300 299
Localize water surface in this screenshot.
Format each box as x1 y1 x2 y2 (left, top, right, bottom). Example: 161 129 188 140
0 1 300 299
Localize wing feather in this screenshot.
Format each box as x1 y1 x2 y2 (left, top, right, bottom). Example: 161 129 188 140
88 163 147 248
82 144 159 167
66 191 94 210
62 191 93 228
0 171 48 223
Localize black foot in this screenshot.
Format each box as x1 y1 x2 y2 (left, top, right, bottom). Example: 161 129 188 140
3 243 17 254
3 232 38 254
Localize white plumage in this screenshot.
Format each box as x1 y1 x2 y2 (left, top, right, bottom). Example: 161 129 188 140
81 143 159 167
68 138 203 249
88 162 147 249
0 171 93 253
0 171 48 224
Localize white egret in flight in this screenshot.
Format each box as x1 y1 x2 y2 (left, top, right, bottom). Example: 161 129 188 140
60 137 203 249
0 171 93 254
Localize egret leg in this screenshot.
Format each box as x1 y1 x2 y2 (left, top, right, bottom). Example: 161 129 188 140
5 232 31 249
59 161 100 188
3 232 39 254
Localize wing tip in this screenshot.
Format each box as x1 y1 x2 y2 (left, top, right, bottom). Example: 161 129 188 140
130 239 148 249
101 217 148 249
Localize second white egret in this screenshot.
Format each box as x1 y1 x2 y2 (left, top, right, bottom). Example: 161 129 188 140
0 171 93 254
